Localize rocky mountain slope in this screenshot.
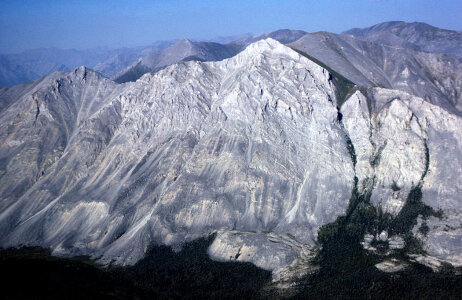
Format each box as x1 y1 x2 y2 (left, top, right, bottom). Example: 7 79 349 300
0 40 353 277
345 21 462 59
289 31 462 113
1 38 461 284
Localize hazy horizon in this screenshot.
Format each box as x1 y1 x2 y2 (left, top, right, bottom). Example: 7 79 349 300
1 0 461 54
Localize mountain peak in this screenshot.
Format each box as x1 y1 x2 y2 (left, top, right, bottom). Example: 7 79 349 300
242 38 286 55
176 38 195 46
72 66 103 80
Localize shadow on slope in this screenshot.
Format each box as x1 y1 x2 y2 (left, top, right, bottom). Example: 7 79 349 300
294 175 462 299
0 235 272 299
291 47 356 108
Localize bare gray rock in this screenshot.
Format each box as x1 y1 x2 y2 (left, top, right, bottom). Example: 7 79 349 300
0 40 354 277
290 32 462 113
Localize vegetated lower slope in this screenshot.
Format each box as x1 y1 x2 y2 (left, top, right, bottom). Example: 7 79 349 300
0 236 273 299
1 230 461 299
291 170 462 299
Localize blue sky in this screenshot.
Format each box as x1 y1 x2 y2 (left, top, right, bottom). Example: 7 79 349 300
0 0 461 53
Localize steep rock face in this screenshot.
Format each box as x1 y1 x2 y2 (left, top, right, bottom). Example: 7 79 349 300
342 88 462 267
340 91 374 191
407 96 462 266
0 39 355 275
0 67 124 215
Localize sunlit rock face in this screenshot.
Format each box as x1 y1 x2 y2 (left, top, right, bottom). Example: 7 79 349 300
1 37 461 282
342 88 462 267
0 39 355 274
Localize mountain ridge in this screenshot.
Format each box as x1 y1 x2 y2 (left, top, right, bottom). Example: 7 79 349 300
344 21 462 59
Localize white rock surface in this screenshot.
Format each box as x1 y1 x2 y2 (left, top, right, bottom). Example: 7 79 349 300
0 39 354 278
388 235 405 249
375 259 408 273
408 254 443 272
379 231 388 242
343 88 462 267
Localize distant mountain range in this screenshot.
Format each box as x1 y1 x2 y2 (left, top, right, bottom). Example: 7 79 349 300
0 41 175 87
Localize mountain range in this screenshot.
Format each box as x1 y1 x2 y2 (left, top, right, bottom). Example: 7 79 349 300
1 21 461 289
0 41 176 87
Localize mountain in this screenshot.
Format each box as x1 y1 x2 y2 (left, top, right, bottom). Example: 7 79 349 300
1 40 351 278
344 21 462 59
1 39 461 286
114 39 238 83
0 30 307 87
114 29 308 84
92 40 176 78
205 33 253 44
289 31 462 113
0 42 175 87
290 31 391 88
